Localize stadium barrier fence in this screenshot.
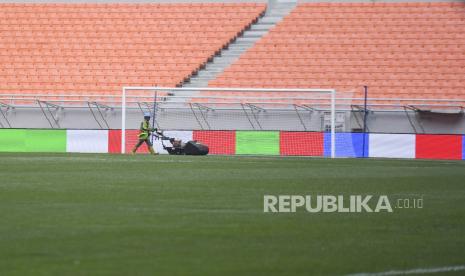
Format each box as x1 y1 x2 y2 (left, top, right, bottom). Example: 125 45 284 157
0 129 463 160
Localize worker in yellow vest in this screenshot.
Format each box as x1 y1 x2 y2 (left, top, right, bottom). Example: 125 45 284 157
131 113 158 155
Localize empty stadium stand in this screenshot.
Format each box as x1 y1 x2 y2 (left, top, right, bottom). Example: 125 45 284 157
0 3 266 95
209 2 465 101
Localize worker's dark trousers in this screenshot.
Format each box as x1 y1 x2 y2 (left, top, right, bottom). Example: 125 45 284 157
132 138 156 154
134 138 152 149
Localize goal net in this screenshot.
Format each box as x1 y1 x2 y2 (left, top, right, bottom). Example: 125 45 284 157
121 87 347 157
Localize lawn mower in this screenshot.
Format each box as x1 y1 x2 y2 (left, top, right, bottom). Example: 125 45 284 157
153 130 209 155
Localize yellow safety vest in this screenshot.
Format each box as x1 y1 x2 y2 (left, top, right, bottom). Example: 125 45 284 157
138 120 151 139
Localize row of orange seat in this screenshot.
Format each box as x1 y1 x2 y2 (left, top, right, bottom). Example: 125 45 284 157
273 25 464 32
292 12 464 18
0 69 194 77
295 3 463 9
2 24 249 31
2 22 257 31
0 4 266 10
0 54 208 61
249 45 465 51
210 79 465 90
1 35 237 40
0 29 248 35
282 17 465 22
0 13 263 20
258 38 465 43
0 80 176 91
1 62 200 68
0 3 264 7
272 35 463 41
247 59 464 65
0 51 217 58
225 66 464 74
219 71 464 79
293 10 464 16
0 42 231 48
1 41 241 48
1 18 258 22
237 52 465 59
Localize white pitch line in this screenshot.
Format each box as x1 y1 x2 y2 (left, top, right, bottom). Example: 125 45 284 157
346 265 465 276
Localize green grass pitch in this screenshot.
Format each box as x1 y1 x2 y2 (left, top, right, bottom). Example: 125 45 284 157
0 153 464 275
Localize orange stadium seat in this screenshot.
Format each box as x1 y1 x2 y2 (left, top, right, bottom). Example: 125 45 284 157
208 2 465 101
0 3 266 98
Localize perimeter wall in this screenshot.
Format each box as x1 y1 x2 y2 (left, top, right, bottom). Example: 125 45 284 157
0 129 463 160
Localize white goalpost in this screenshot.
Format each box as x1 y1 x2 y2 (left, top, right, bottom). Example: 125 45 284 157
121 86 336 158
